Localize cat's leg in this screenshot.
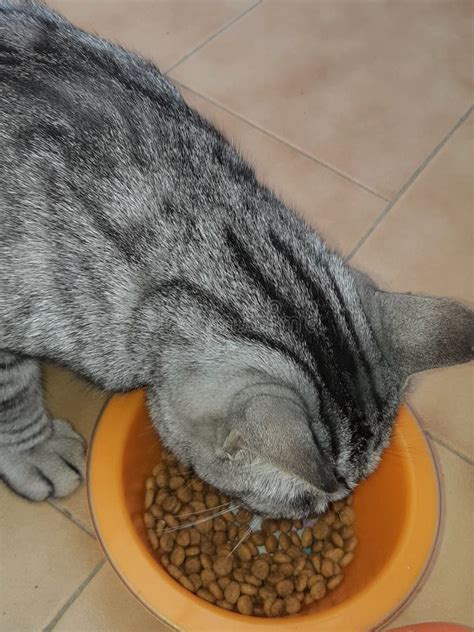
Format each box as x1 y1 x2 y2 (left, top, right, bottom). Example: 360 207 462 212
0 351 85 500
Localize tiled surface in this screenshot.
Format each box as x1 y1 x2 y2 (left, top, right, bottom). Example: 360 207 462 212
352 112 474 461
48 0 257 71
170 0 473 198
383 442 474 628
179 85 385 256
44 364 108 534
54 564 168 632
0 485 103 632
3 1 473 631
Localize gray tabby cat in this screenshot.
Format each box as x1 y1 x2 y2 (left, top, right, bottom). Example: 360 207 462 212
0 1 472 517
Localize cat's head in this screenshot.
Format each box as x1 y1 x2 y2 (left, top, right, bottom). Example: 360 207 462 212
148 270 473 519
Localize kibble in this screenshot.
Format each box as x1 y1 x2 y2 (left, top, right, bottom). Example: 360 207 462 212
270 598 284 616
224 581 241 604
184 557 201 574
170 545 185 567
144 448 357 617
208 581 224 600
145 488 155 509
310 580 326 600
201 568 216 586
265 534 278 553
237 594 253 615
285 594 301 614
168 564 182 580
273 551 291 564
159 533 174 553
218 576 231 590
340 552 355 567
197 588 215 604
189 573 202 590
213 555 233 577
321 558 334 578
324 547 344 563
301 528 313 548
327 574 344 591
240 582 258 596
276 579 294 597
237 543 252 562
186 545 200 557
178 575 194 591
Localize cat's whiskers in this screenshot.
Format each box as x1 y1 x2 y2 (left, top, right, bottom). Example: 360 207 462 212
171 500 233 520
162 504 238 533
227 524 252 558
137 426 159 438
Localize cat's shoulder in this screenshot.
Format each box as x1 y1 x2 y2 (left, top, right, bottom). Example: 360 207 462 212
0 1 181 107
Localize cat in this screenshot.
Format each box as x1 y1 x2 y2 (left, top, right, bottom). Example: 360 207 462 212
0 1 472 518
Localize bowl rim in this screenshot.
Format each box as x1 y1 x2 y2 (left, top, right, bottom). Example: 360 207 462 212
87 390 441 631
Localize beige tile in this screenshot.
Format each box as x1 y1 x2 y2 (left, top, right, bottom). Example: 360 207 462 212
171 0 473 198
43 364 107 442
409 364 473 462
43 364 108 533
55 563 168 632
0 485 103 632
29 445 474 631
352 113 473 459
179 85 384 255
387 442 473 628
48 0 257 71
49 483 95 536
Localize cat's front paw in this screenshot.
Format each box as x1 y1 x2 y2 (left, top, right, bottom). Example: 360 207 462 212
0 420 85 501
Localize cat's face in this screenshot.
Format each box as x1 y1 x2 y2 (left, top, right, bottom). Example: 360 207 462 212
150 370 402 519
186 433 388 520
148 272 473 520
193 390 399 519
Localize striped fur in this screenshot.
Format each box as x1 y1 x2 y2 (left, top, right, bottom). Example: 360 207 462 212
1 2 472 511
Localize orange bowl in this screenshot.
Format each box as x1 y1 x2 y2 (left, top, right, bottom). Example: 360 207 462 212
88 391 441 631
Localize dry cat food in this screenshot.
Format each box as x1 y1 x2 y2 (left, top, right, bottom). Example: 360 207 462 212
144 449 357 617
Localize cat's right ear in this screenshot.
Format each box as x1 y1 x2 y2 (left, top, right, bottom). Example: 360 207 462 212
352 268 474 377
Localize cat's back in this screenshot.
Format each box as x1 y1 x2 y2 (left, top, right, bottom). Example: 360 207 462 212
0 1 181 108
0 0 186 182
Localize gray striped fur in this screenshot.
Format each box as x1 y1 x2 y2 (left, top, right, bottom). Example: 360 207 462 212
1 2 472 512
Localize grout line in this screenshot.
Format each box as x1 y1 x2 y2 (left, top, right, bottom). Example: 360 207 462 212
406 403 474 466
173 81 389 202
47 499 96 538
428 432 474 466
345 104 474 261
42 559 106 632
164 0 263 74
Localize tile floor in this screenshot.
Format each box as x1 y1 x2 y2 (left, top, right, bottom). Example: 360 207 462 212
1 1 473 630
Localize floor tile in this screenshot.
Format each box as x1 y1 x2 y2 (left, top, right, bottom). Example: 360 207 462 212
0 485 103 632
179 85 384 255
54 563 168 632
43 364 108 534
409 363 473 464
171 0 473 198
352 113 473 460
387 441 473 628
43 364 107 442
48 0 257 72
49 444 474 631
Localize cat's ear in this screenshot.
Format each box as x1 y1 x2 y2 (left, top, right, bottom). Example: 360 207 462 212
352 268 474 376
223 386 339 493
222 429 245 460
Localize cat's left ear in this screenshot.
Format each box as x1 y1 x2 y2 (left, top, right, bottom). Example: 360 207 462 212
352 268 474 376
